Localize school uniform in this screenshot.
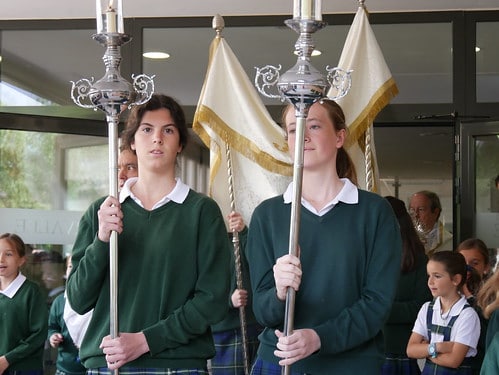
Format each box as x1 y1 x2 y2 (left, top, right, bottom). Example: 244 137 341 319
67 178 231 372
0 274 48 375
247 179 402 374
412 296 480 375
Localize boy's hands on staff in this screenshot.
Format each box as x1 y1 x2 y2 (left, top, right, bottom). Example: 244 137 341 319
98 196 123 242
274 328 321 365
101 332 149 369
273 253 302 301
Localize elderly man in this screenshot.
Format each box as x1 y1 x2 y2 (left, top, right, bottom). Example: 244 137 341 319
409 190 453 256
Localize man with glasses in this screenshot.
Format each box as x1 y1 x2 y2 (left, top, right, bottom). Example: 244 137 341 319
409 190 453 256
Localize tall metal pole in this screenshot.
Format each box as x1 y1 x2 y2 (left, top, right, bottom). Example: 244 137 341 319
71 30 154 375
255 2 351 373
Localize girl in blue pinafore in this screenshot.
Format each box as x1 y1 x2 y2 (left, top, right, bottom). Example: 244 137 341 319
407 251 481 375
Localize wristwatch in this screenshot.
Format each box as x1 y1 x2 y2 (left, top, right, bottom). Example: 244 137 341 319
428 343 437 358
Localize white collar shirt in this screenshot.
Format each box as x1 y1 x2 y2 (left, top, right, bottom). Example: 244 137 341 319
119 177 190 209
283 178 358 216
0 272 26 298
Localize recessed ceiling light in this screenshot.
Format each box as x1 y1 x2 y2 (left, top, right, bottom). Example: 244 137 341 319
475 46 481 52
293 49 322 57
143 51 170 59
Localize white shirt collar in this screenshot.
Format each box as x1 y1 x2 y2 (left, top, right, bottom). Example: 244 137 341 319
435 295 467 316
0 272 27 298
283 178 358 216
119 177 190 209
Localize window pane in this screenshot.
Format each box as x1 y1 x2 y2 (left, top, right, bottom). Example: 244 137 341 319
143 22 453 106
476 22 499 103
0 129 107 299
0 29 102 108
373 23 453 104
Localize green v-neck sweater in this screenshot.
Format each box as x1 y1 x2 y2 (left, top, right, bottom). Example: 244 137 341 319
0 278 47 371
67 190 231 369
246 189 402 374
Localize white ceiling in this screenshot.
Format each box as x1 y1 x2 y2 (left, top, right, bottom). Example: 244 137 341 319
2 0 499 20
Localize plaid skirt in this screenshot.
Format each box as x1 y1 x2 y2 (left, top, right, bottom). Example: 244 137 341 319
250 358 309 375
421 358 472 375
4 371 43 375
211 324 262 375
87 367 209 375
380 355 421 375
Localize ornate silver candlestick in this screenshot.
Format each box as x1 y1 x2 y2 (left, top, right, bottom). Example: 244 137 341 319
70 3 154 365
255 2 351 374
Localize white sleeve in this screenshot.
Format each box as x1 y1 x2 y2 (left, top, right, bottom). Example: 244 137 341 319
412 301 430 339
451 307 481 352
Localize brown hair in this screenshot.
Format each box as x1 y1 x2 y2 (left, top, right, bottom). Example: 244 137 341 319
121 94 189 153
456 238 490 271
0 233 27 257
477 268 499 318
385 196 426 273
282 100 357 185
430 251 467 289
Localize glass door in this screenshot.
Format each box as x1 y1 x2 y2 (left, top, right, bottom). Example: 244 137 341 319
459 120 499 251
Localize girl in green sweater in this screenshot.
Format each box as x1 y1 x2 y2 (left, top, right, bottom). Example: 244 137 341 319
67 94 230 375
247 100 402 374
0 232 48 375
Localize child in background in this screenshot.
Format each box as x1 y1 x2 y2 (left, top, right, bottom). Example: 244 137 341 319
456 238 490 374
456 238 491 305
381 196 432 375
0 233 48 375
47 255 87 375
210 211 262 375
407 251 480 375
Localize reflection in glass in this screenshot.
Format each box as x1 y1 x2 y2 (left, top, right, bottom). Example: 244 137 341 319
474 134 499 248
476 22 499 103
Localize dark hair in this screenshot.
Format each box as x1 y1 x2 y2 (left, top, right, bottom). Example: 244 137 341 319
0 233 27 257
385 196 426 273
430 251 467 289
456 238 490 271
281 99 357 185
413 190 442 219
121 94 189 153
495 174 499 186
466 265 483 298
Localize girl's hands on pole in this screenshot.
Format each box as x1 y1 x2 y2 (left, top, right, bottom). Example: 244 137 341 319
273 254 302 301
274 328 321 365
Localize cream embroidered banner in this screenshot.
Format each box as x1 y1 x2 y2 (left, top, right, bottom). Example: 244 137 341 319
193 36 292 226
330 5 399 192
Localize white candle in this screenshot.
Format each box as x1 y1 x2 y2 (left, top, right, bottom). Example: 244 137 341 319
293 0 299 19
301 0 312 20
106 6 117 33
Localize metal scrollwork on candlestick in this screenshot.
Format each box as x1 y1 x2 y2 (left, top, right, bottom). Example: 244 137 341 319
254 1 351 374
70 2 154 371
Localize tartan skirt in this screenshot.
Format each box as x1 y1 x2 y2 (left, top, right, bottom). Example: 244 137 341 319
250 358 308 375
380 355 421 375
4 371 43 375
211 324 262 375
421 358 472 375
87 367 209 375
